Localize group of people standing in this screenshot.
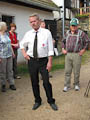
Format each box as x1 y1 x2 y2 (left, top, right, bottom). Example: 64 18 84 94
0 13 90 111
0 22 20 92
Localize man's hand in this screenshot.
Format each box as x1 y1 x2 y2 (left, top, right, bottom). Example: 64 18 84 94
79 49 85 56
21 49 30 60
62 48 67 55
46 61 52 72
24 54 30 60
46 56 52 72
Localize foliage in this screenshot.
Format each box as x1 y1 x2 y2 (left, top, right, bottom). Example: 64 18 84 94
82 51 90 64
71 8 78 13
75 14 89 19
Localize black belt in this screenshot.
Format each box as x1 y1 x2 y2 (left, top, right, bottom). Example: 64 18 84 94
30 57 47 61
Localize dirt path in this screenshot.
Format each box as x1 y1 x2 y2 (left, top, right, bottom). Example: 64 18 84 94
0 61 90 120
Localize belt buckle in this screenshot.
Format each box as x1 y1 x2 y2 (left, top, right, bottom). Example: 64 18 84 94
37 58 39 61
35 58 39 61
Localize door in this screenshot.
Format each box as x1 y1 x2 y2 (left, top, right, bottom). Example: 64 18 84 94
44 20 57 40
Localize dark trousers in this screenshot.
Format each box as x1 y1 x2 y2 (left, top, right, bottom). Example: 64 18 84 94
28 57 55 104
13 49 18 78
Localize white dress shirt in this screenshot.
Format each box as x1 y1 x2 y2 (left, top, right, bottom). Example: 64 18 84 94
20 27 54 58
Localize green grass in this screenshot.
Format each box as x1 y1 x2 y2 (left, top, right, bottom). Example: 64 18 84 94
17 63 29 75
17 51 90 76
52 55 65 71
81 50 90 64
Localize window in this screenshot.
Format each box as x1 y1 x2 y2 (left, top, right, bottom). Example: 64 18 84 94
2 15 15 30
89 2 90 6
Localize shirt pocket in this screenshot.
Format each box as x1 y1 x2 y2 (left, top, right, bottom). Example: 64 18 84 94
39 41 48 49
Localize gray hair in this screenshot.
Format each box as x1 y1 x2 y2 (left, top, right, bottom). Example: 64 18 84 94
29 13 40 20
0 22 7 31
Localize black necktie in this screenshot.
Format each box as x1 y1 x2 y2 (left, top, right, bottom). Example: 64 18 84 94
33 32 38 58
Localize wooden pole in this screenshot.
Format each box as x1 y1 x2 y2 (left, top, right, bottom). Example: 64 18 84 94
80 8 83 15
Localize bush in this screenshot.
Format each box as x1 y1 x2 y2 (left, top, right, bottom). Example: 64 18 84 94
75 14 89 19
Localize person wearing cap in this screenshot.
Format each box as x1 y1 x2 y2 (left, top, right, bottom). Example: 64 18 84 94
62 18 89 92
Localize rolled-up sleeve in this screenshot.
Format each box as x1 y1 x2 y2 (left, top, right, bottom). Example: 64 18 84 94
20 33 28 49
47 31 54 56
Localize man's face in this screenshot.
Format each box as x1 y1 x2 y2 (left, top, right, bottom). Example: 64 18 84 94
70 25 78 32
29 16 40 31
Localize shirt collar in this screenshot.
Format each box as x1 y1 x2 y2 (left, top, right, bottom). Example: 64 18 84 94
69 29 78 34
32 27 41 33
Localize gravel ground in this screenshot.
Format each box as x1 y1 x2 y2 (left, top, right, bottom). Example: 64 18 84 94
0 62 90 120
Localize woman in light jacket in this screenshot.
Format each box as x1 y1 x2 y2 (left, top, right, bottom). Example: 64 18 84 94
0 22 16 92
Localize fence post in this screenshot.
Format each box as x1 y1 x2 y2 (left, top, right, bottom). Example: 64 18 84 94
80 8 83 15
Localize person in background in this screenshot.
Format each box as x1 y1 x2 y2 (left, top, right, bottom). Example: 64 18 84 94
40 20 46 28
20 13 58 111
0 22 16 92
41 20 59 56
53 38 59 56
9 23 21 79
62 18 90 92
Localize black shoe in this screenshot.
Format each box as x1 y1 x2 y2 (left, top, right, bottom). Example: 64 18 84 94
9 85 16 90
1 85 6 92
50 103 58 111
32 103 41 110
49 75 53 78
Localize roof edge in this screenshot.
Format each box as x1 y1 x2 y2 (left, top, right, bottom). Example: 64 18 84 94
16 0 59 11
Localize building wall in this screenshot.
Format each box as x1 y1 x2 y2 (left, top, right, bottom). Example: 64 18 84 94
70 0 80 19
71 0 79 8
0 1 54 63
65 0 80 20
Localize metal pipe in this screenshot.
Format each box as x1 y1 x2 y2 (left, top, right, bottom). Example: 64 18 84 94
62 0 65 38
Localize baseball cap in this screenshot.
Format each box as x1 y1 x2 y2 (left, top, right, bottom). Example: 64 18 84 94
70 18 79 26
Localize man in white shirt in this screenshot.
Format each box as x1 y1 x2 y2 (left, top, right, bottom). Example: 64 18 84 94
20 13 58 111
